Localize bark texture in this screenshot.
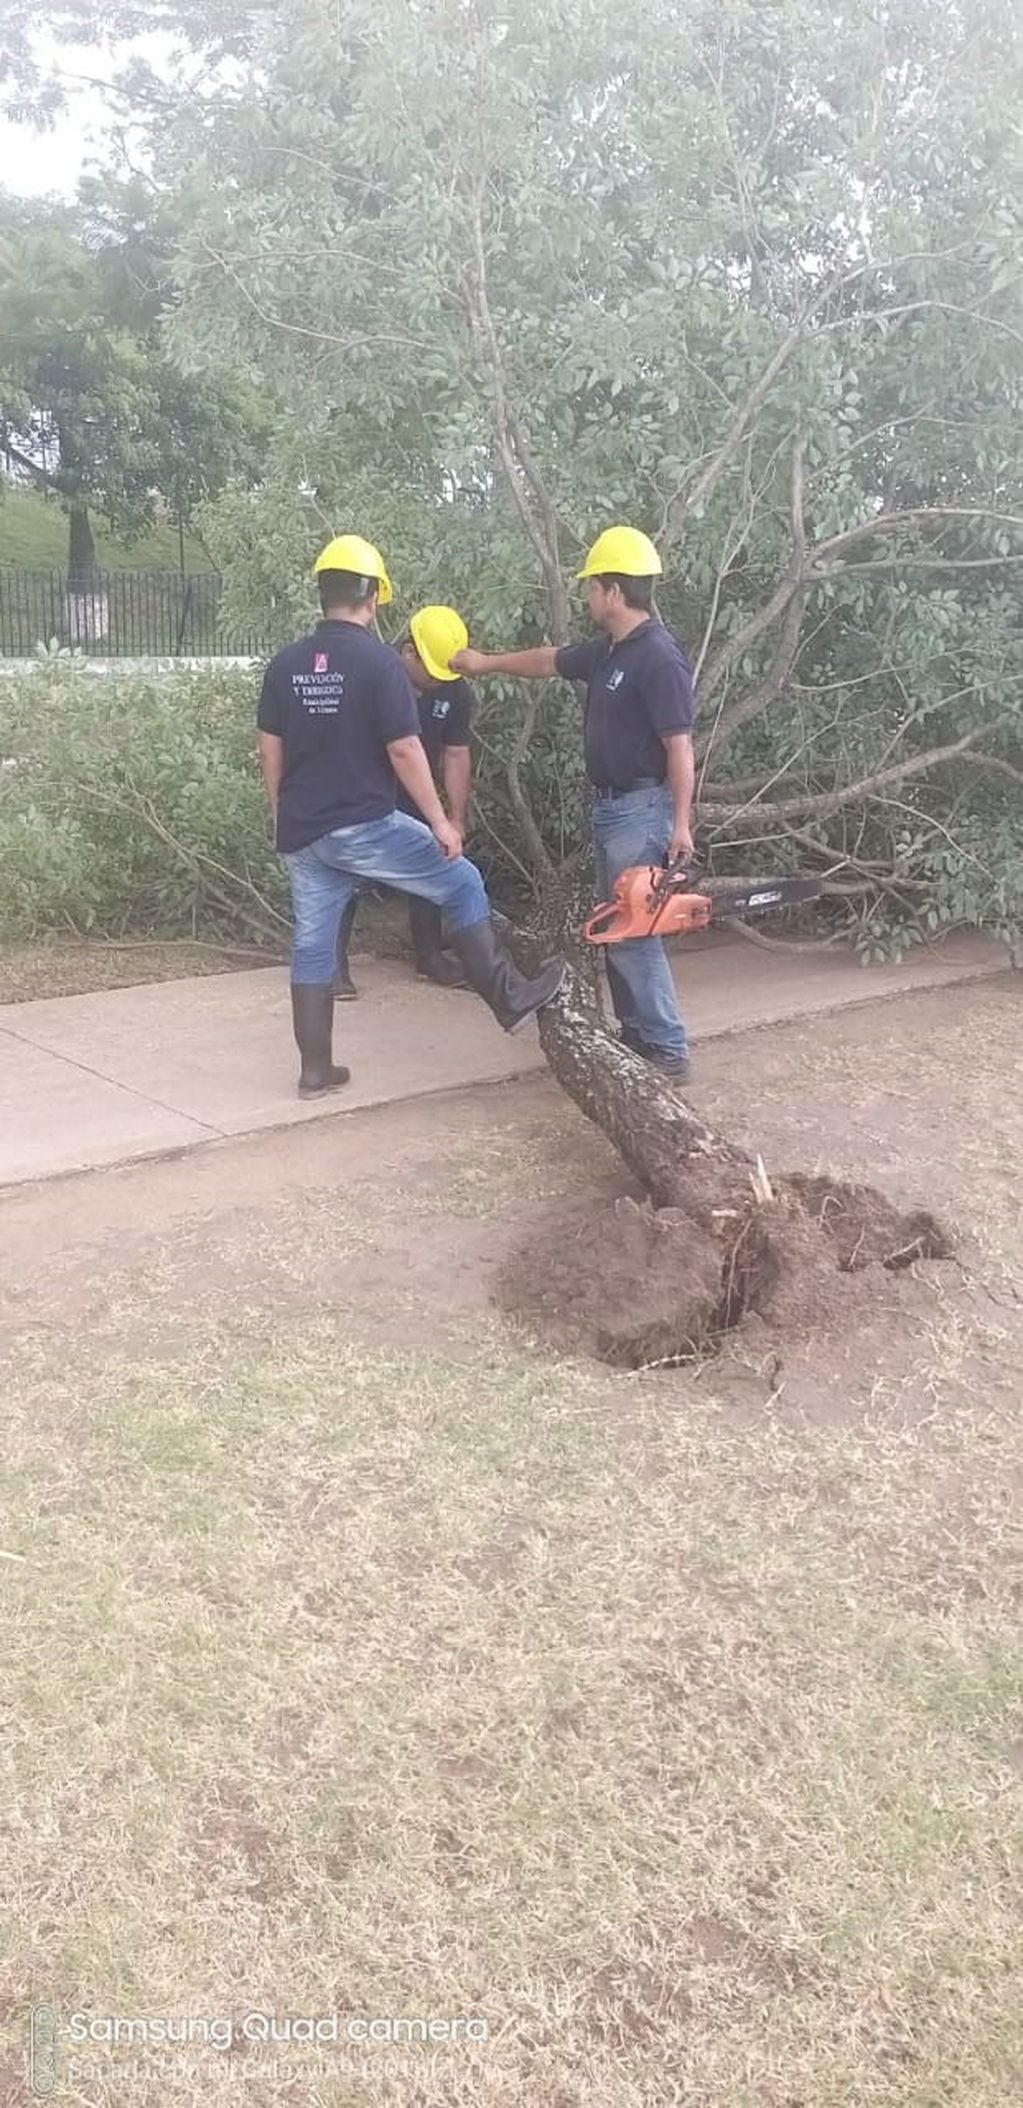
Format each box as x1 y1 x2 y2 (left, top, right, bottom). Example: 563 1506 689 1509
535 966 751 1213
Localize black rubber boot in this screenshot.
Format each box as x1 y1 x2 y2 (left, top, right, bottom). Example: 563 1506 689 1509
291 984 352 1098
408 895 467 988
619 1027 690 1083
333 897 359 1001
448 918 566 1034
639 1044 691 1083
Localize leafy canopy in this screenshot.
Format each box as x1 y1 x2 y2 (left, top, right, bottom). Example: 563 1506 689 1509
0 182 270 563
8 0 1023 945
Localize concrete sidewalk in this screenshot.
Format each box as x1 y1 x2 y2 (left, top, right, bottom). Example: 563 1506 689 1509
0 930 1012 1189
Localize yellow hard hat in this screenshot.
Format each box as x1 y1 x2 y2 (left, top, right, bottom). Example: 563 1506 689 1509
409 604 469 684
313 533 393 605
577 525 663 580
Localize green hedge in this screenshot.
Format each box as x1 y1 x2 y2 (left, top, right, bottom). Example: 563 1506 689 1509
0 657 287 943
0 654 567 944
2 655 1020 960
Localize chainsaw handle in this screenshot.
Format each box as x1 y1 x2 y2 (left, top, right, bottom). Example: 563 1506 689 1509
660 850 704 884
583 900 620 945
649 850 704 907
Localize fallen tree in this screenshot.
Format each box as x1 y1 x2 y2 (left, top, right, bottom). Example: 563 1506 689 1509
159 0 1023 960
111 0 1018 1344
498 926 951 1366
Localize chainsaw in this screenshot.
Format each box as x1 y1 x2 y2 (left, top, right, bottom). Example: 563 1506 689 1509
584 856 822 945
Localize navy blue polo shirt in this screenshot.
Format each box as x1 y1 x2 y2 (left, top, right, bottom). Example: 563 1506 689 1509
257 620 419 852
555 620 695 789
397 678 473 817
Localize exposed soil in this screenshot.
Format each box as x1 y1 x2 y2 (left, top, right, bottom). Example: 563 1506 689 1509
507 948 965 1368
498 1170 952 1368
0 976 1016 1421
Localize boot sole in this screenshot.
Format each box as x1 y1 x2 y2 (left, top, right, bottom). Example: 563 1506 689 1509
504 962 568 1033
298 1070 352 1098
333 988 359 1002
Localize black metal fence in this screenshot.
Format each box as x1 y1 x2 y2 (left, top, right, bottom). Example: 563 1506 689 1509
0 565 267 658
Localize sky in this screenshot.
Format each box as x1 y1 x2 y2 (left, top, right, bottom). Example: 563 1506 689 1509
0 97 100 200
0 37 164 200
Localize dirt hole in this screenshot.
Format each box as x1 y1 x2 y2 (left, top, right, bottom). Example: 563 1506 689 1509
499 1175 953 1370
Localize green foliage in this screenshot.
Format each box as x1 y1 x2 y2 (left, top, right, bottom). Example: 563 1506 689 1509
0 657 545 940
146 0 1023 944
6 0 1023 951
0 660 286 941
0 185 270 571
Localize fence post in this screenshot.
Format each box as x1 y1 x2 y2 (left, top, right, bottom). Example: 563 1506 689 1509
0 563 263 659
175 579 194 655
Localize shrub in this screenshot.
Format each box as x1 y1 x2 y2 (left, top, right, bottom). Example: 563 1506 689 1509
0 657 288 943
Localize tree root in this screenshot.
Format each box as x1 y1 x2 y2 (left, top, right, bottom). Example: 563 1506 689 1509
504 968 953 1368
501 1173 952 1370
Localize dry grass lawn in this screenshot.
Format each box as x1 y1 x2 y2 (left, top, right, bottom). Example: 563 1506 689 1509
0 980 1020 2106
0 940 269 1003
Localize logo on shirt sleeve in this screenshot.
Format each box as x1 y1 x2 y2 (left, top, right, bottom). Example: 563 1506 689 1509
314 652 329 673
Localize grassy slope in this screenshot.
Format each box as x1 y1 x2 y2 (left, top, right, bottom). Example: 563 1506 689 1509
5 1309 1019 2107
0 985 1021 2107
0 482 210 571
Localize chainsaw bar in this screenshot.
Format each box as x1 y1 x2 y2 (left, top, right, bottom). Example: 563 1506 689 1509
704 876 822 920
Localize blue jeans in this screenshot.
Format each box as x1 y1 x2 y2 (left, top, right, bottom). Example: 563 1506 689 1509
592 787 688 1061
284 812 488 984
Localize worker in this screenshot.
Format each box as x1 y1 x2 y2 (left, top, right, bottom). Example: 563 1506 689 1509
452 525 695 1080
256 534 564 1097
334 604 475 997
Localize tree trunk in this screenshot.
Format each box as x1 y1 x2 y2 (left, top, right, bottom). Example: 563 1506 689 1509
501 950 949 1369
497 963 761 1363
536 967 752 1214
67 500 97 586
65 501 109 647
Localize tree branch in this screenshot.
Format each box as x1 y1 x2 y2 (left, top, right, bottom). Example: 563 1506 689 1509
193 234 428 356
504 686 560 886
723 920 850 953
69 777 290 940
668 256 1023 536
955 751 1023 791
701 720 1014 830
698 566 804 705
692 434 771 682
820 554 1023 575
462 180 569 640
674 295 823 526
2 440 64 496
459 225 559 883
666 254 943 531
697 442 806 772
809 506 1023 568
697 496 1023 766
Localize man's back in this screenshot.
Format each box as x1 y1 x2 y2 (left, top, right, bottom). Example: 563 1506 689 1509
257 618 418 852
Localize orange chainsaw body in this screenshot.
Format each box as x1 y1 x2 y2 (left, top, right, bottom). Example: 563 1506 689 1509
584 864 713 945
